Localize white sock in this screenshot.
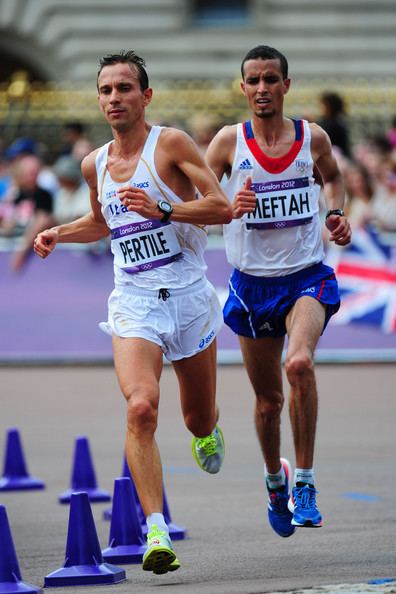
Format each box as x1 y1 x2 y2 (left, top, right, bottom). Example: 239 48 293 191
146 512 168 534
265 463 286 490
294 468 315 486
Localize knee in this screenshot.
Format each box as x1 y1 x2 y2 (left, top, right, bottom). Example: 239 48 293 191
285 352 314 386
255 393 284 421
125 387 158 436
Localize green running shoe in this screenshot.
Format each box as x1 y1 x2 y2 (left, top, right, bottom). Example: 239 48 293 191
168 557 181 572
192 425 225 474
142 525 177 574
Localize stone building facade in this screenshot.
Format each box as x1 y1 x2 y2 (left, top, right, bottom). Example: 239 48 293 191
0 0 395 84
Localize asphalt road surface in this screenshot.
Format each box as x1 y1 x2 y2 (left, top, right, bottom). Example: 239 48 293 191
0 364 395 594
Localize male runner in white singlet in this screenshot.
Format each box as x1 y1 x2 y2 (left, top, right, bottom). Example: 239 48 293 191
34 51 232 574
206 45 351 537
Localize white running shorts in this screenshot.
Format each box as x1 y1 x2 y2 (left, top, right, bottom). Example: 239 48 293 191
99 277 223 361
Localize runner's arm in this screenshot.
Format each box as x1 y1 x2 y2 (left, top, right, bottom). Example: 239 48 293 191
34 152 109 258
311 123 352 245
206 126 256 219
118 129 232 225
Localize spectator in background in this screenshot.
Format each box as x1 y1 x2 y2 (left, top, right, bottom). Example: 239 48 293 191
0 153 13 203
4 137 37 162
52 155 90 224
59 122 94 162
318 91 351 158
370 156 396 232
344 161 374 229
1 136 58 198
386 114 396 151
0 138 38 205
0 154 53 272
188 113 222 155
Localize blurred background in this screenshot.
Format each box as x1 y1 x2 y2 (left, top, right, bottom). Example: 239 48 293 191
1 0 396 362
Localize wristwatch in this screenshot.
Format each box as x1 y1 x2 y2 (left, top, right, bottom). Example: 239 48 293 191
325 208 344 219
157 199 173 223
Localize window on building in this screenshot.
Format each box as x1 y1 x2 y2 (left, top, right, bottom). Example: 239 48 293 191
193 0 249 25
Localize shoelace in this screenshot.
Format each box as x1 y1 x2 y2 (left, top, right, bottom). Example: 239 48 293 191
269 488 289 513
294 485 318 509
196 434 217 456
147 525 166 543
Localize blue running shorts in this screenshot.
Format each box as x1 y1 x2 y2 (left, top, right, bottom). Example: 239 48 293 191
223 262 340 338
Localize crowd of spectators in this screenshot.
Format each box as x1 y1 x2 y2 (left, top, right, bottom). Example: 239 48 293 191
0 122 93 271
328 113 396 236
1 104 396 273
293 92 396 240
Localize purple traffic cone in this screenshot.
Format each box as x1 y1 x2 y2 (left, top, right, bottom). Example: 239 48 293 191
59 436 111 503
102 477 146 563
0 505 42 593
0 428 45 491
103 454 186 539
102 455 144 523
163 487 187 540
44 492 125 587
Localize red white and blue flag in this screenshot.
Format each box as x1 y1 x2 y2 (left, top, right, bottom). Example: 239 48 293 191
326 225 396 333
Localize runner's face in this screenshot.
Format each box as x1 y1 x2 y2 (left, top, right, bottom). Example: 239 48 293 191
97 63 152 131
241 58 290 119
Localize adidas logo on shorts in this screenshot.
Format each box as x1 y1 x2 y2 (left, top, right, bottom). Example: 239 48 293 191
259 321 274 331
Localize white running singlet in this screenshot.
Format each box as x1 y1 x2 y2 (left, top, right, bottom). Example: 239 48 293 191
222 119 324 276
96 125 208 289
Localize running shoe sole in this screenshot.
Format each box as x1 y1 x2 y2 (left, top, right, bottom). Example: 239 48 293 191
142 546 176 574
291 517 322 527
168 557 181 572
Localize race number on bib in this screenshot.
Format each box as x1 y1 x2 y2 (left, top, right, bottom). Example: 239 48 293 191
245 177 314 230
111 219 182 274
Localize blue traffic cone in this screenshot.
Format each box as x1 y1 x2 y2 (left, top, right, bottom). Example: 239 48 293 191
59 436 111 503
102 477 146 564
0 505 42 593
163 487 187 540
44 492 125 587
0 428 45 491
102 455 144 523
103 454 186 539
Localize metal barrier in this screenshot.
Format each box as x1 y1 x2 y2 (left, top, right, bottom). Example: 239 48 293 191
0 77 395 156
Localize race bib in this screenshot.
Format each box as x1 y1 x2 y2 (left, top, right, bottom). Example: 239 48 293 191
111 219 182 274
245 177 314 230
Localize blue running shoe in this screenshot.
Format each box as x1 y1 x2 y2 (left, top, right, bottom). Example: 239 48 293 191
289 483 322 527
266 458 295 538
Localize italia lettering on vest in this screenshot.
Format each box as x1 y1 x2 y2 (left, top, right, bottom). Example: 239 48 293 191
109 202 128 216
119 231 170 264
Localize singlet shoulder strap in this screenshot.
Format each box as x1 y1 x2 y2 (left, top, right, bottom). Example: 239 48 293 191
95 141 112 204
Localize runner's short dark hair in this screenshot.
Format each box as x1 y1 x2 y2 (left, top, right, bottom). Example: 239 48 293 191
97 50 149 91
241 46 288 80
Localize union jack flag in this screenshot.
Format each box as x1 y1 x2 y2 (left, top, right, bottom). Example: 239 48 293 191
325 225 396 333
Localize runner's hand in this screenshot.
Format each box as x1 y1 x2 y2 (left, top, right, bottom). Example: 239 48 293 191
326 214 352 246
232 176 256 219
33 228 59 258
118 186 160 219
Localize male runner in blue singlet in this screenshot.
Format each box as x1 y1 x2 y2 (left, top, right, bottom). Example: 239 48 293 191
34 51 232 574
206 45 351 536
